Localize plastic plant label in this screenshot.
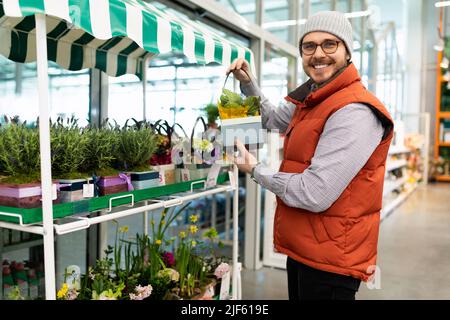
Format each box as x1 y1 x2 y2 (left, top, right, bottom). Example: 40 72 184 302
219 270 231 300
206 164 221 188
181 168 190 182
83 183 94 198
159 171 166 185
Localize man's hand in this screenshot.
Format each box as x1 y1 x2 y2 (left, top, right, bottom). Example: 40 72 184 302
233 139 258 174
226 58 252 84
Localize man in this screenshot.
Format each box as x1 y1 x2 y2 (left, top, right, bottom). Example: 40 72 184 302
227 11 394 300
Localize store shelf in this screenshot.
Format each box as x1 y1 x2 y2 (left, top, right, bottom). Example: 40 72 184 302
0 173 230 226
381 183 417 220
436 175 450 182
388 145 411 155
2 238 43 253
53 184 235 236
386 159 408 172
439 112 450 119
438 142 450 147
383 178 406 197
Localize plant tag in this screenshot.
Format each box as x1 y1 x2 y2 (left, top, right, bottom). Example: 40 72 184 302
228 171 236 188
219 270 231 300
83 183 94 198
181 168 190 182
159 171 166 185
206 164 221 188
52 184 57 200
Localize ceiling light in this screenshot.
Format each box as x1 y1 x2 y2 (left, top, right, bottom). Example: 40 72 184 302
435 1 450 7
344 10 372 18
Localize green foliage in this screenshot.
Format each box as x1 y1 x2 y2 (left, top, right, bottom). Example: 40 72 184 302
220 89 243 107
80 126 118 174
115 126 157 172
203 103 219 125
244 96 261 116
0 122 41 181
219 89 261 116
50 116 89 178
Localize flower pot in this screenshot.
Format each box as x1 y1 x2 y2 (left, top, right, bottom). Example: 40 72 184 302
191 279 217 300
181 163 212 181
152 164 176 185
220 116 266 148
58 178 93 203
96 174 133 196
130 171 160 190
0 181 61 209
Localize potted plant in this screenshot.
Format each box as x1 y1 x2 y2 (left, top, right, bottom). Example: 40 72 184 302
80 122 130 196
172 117 222 182
114 119 159 190
202 103 219 129
149 120 187 185
0 118 60 208
50 117 92 202
218 87 265 148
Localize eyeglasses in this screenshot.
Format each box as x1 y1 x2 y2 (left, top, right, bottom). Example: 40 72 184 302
301 40 341 56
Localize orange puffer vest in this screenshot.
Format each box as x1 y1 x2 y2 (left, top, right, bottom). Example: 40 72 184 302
275 63 394 281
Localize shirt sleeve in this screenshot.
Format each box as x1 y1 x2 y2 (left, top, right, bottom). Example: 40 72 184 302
240 77 295 133
252 103 385 213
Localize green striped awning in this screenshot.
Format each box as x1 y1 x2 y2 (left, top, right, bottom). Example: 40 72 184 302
0 0 255 77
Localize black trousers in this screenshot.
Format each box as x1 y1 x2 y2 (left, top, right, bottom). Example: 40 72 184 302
286 257 361 300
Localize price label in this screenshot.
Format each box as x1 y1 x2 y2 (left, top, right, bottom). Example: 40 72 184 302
181 168 190 182
83 183 94 198
206 164 221 188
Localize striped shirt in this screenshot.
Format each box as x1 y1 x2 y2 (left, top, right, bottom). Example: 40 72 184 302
241 79 385 213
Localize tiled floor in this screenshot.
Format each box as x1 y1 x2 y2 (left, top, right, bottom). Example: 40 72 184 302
241 183 450 300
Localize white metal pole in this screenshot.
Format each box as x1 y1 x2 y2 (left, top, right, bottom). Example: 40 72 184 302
232 164 239 300
142 57 148 121
36 13 56 300
211 195 217 229
225 191 231 241
144 201 149 236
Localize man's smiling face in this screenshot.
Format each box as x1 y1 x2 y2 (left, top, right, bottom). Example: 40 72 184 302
301 31 350 84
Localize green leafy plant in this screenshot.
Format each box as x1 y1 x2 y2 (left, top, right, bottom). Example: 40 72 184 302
0 121 41 183
80 126 119 176
50 116 89 179
202 103 219 126
219 89 260 116
114 125 157 172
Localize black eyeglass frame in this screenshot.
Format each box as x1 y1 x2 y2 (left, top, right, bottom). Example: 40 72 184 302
300 40 342 56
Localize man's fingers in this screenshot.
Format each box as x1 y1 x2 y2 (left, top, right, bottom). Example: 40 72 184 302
234 139 247 154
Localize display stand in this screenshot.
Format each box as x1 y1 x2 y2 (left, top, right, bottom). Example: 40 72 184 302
0 1 256 300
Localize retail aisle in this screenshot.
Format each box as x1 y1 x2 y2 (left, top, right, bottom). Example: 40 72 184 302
241 183 450 300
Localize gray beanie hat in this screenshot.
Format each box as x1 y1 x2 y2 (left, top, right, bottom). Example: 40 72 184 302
299 11 353 58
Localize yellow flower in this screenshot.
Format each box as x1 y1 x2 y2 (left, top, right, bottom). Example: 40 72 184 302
179 231 186 239
191 240 197 248
150 219 155 226
155 239 162 246
190 225 198 234
189 215 198 223
57 283 68 299
160 220 166 226
119 226 129 233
